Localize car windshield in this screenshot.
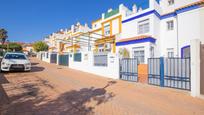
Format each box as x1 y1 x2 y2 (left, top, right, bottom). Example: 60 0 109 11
4 54 27 60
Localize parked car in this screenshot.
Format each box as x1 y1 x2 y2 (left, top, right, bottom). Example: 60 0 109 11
28 52 37 57
1 52 31 72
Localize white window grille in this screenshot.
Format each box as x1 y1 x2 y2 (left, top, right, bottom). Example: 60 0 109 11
104 25 110 36
133 47 145 64
168 0 174 6
138 19 150 34
167 20 174 31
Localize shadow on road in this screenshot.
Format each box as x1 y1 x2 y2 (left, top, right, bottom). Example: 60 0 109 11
31 62 39 66
31 66 45 72
0 73 9 84
1 80 117 115
0 73 10 111
36 80 116 115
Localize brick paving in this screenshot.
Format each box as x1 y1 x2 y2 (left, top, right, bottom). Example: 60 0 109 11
0 58 204 115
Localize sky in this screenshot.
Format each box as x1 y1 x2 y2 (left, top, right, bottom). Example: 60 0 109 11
0 0 154 43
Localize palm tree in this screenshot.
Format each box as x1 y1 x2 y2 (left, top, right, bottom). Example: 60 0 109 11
0 28 8 44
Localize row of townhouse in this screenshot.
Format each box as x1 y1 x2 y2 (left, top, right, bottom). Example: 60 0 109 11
45 0 204 64
44 22 90 53
41 0 204 97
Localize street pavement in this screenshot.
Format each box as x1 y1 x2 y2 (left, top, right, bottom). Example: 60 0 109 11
0 58 204 115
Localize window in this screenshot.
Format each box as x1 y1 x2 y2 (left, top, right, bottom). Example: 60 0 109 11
94 24 97 28
167 48 174 58
138 19 150 34
5 54 26 60
104 25 110 36
168 52 174 58
150 46 154 58
168 0 174 5
133 47 145 64
167 20 174 31
98 44 104 52
182 46 191 58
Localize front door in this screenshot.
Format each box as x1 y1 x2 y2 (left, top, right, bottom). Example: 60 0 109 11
201 44 204 94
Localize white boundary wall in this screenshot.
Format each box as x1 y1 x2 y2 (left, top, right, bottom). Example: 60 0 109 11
41 52 51 63
69 52 120 79
190 39 201 97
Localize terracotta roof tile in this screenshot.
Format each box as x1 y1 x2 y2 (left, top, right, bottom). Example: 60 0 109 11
162 0 204 16
176 0 204 10
49 47 56 49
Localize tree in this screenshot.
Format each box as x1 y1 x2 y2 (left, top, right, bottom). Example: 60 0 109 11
0 28 8 44
0 43 22 52
8 43 22 52
33 41 48 52
119 48 130 58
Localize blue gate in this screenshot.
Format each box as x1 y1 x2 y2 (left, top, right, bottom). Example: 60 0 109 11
50 53 57 64
148 58 161 86
58 54 69 66
120 58 138 82
148 57 191 90
74 53 81 62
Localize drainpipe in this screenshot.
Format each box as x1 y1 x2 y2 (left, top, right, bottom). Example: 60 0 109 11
176 15 179 57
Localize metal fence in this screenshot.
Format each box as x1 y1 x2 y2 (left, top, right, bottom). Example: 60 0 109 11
148 58 161 86
120 58 138 82
148 57 191 90
50 53 57 64
94 53 108 66
164 58 190 90
74 53 81 62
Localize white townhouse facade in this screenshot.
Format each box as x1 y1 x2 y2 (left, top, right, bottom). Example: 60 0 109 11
115 0 204 64
44 0 204 64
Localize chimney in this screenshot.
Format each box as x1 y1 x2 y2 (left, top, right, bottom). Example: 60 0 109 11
119 4 124 12
84 23 88 28
102 13 105 19
71 25 74 32
132 4 137 14
77 22 81 26
108 8 113 13
138 7 143 12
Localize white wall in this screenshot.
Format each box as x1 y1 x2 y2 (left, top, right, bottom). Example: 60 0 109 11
69 52 120 79
190 39 200 97
149 0 162 13
41 52 51 63
112 19 119 35
160 17 178 57
178 8 202 56
121 14 155 39
152 15 161 57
